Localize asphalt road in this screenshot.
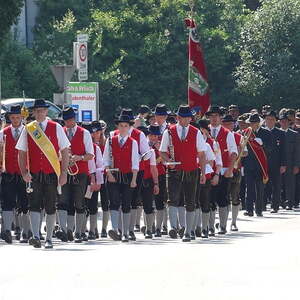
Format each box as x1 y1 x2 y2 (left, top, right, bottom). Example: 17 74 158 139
1 209 299 300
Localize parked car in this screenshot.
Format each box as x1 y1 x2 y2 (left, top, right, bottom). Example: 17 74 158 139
0 98 62 119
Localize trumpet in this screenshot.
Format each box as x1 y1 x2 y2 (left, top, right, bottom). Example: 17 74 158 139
67 148 79 176
26 182 33 194
234 127 253 169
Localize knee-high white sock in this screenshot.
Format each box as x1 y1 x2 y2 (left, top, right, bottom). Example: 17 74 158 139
219 207 228 229
46 214 56 241
168 206 178 229
110 210 119 231
155 210 164 230
136 207 143 226
178 207 186 228
209 210 216 230
231 205 239 225
129 209 137 232
202 212 210 231
2 211 14 231
30 211 41 238
81 214 88 233
198 209 202 227
21 213 31 235
122 213 131 236
118 209 123 232
58 210 67 233
67 215 75 232
75 213 84 234
39 210 44 233
102 211 109 230
193 208 200 231
145 213 154 232
90 213 98 233
163 207 168 227
185 211 195 236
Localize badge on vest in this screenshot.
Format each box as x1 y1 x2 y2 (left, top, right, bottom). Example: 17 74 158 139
33 130 42 140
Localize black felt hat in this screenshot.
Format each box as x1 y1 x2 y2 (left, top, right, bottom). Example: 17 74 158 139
29 99 50 109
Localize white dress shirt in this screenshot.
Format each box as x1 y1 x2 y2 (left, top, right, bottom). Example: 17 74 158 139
159 124 207 153
129 127 150 155
88 144 104 184
67 125 94 155
16 119 70 151
159 121 168 134
0 124 24 142
103 135 139 171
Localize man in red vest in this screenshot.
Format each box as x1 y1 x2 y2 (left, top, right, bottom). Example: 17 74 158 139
103 114 139 242
160 105 207 242
16 99 70 249
57 107 95 243
0 105 29 244
206 106 238 235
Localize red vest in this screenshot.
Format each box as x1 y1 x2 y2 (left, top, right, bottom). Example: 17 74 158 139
3 126 21 174
111 136 133 174
215 126 230 168
65 126 89 175
170 125 198 171
28 120 59 174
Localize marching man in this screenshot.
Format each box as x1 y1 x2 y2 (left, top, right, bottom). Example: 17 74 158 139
16 99 70 249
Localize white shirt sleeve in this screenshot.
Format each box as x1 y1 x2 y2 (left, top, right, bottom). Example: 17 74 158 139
132 139 139 171
227 131 238 155
0 130 4 143
88 158 96 174
159 130 170 152
149 149 156 166
196 130 207 152
95 145 104 184
213 141 223 167
56 124 71 150
83 129 94 155
103 139 112 168
205 143 216 161
15 127 28 151
139 131 150 154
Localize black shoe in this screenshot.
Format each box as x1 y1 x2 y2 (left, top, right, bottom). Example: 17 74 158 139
230 224 238 232
270 209 278 214
190 231 196 240
88 231 96 240
195 226 202 237
95 228 99 239
154 229 161 237
134 225 141 232
29 237 41 248
100 229 107 238
67 230 74 242
201 229 209 239
28 230 33 239
39 231 45 241
218 226 227 235
4 230 12 244
286 207 293 211
208 228 215 237
256 213 263 217
81 233 88 242
169 228 177 239
74 233 82 243
44 240 53 249
108 230 121 241
129 231 136 241
56 230 68 242
244 211 254 217
178 227 185 239
122 235 129 243
141 226 146 235
152 224 156 234
162 225 168 235
182 233 191 242
14 227 21 240
145 230 153 239
20 233 28 243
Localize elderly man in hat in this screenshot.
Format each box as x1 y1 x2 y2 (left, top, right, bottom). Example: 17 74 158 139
16 99 70 249
104 114 139 242
263 110 287 213
0 105 29 244
243 113 272 217
205 106 238 235
56 107 95 243
160 104 207 242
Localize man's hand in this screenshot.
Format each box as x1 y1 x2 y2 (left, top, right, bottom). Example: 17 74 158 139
130 180 137 188
72 155 83 162
107 172 116 183
91 184 101 192
22 172 32 183
200 173 206 185
280 166 287 174
58 172 67 186
153 184 159 195
211 174 219 186
293 166 299 175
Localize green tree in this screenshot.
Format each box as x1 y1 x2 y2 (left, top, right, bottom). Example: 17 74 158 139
235 0 300 109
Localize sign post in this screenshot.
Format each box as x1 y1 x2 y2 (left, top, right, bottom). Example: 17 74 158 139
75 34 88 82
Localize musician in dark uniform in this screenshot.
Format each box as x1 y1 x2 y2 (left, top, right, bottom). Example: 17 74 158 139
264 111 287 213
160 105 207 242
16 99 70 249
279 112 300 210
243 113 272 217
0 105 29 244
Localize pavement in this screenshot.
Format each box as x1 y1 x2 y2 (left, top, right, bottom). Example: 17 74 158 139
0 208 300 300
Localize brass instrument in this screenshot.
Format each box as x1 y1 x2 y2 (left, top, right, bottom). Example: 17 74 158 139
234 127 253 169
167 129 181 167
106 134 119 173
21 91 29 121
67 148 79 176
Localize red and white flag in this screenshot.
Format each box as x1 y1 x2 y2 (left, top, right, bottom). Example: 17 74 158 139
185 18 211 115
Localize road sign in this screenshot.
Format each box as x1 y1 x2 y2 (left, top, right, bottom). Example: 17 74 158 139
50 65 76 90
77 42 88 81
77 34 88 43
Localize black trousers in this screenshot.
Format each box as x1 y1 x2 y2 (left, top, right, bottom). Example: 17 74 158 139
210 175 230 210
295 173 300 207
87 191 99 215
131 170 144 209
240 174 246 209
155 174 166 211
107 172 134 213
141 178 154 214
100 177 109 211
58 173 88 215
228 170 242 206
28 172 58 214
197 179 211 213
1 173 28 214
245 169 264 214
167 169 199 212
266 167 282 210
